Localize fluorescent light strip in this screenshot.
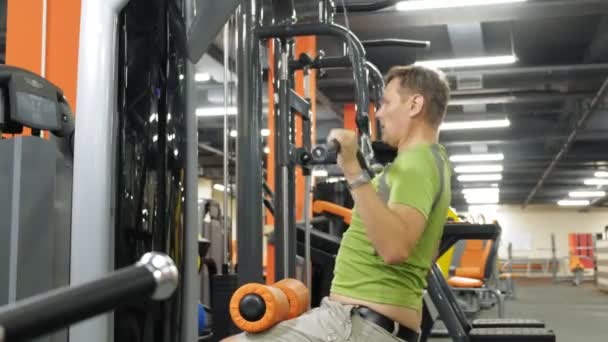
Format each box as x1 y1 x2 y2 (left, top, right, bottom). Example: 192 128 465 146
230 129 270 138
450 153 504 163
440 119 510 131
558 199 590 207
458 174 502 182
595 171 608 178
417 55 518 69
195 72 211 82
569 191 606 198
455 164 503 174
196 106 238 117
396 0 526 11
584 179 608 186
213 184 227 192
462 188 500 195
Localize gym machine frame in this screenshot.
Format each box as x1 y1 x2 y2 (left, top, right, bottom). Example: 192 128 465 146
236 0 377 286
69 0 244 340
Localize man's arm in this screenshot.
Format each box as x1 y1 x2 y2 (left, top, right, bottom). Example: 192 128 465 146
347 182 427 265
327 129 431 265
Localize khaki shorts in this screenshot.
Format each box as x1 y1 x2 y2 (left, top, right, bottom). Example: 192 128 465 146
234 297 406 342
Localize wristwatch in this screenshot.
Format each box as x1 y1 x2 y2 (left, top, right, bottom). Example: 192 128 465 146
347 170 371 190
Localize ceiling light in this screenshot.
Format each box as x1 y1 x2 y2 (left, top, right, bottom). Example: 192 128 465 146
312 169 328 177
195 72 211 82
450 153 504 163
416 55 518 69
584 179 608 186
396 0 526 11
557 199 590 207
263 146 270 154
455 164 503 173
458 174 502 182
230 130 238 138
196 106 238 117
440 119 510 131
595 171 608 178
569 191 606 198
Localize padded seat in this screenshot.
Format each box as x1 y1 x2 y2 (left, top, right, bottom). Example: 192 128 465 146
470 327 555 341
472 318 545 329
455 266 483 279
448 276 483 288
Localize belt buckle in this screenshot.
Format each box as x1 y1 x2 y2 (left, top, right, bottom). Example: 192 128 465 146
391 321 400 336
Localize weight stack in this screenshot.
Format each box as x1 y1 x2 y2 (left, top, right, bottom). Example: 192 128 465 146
210 274 240 340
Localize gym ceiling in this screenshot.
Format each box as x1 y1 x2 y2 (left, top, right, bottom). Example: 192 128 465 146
195 0 608 212
3 0 606 211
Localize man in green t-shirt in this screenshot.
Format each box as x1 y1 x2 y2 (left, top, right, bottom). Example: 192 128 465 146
226 65 451 341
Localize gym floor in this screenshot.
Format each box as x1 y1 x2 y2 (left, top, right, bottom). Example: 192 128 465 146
431 279 608 342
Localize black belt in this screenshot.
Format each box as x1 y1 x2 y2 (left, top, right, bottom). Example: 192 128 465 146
353 306 420 342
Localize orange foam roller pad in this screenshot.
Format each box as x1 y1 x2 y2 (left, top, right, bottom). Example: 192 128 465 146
229 279 310 333
274 278 310 319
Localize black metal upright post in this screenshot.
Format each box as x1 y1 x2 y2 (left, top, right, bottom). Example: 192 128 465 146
274 38 296 280
237 0 264 286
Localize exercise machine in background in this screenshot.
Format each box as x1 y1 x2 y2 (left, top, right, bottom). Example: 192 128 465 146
0 65 74 342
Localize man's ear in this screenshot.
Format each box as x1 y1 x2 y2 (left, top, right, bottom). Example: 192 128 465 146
408 94 425 118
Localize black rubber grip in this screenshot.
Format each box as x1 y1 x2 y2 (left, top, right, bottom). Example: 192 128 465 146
328 139 374 178
0 265 156 341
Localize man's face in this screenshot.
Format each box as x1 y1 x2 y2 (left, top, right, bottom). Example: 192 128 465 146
376 79 421 147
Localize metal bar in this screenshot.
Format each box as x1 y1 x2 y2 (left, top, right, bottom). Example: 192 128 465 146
290 56 351 70
70 1 129 341
183 1 200 340
289 89 311 120
303 175 312 295
523 76 608 208
198 143 237 162
236 0 264 286
263 198 275 216
223 20 231 269
274 38 296 280
256 22 369 125
362 38 430 49
0 253 177 342
335 0 399 12
426 265 470 342
446 62 608 78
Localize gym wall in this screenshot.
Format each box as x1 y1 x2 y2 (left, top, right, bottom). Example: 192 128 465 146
493 205 608 260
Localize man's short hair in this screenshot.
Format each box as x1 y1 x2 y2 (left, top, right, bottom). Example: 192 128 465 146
385 65 451 127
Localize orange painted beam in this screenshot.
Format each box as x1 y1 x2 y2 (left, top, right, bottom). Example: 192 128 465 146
343 103 357 132
3 0 81 140
294 36 317 221
312 200 352 225
4 0 44 138
368 103 377 140
46 0 81 110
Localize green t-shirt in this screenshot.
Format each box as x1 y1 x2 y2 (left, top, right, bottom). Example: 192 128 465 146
330 143 451 311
